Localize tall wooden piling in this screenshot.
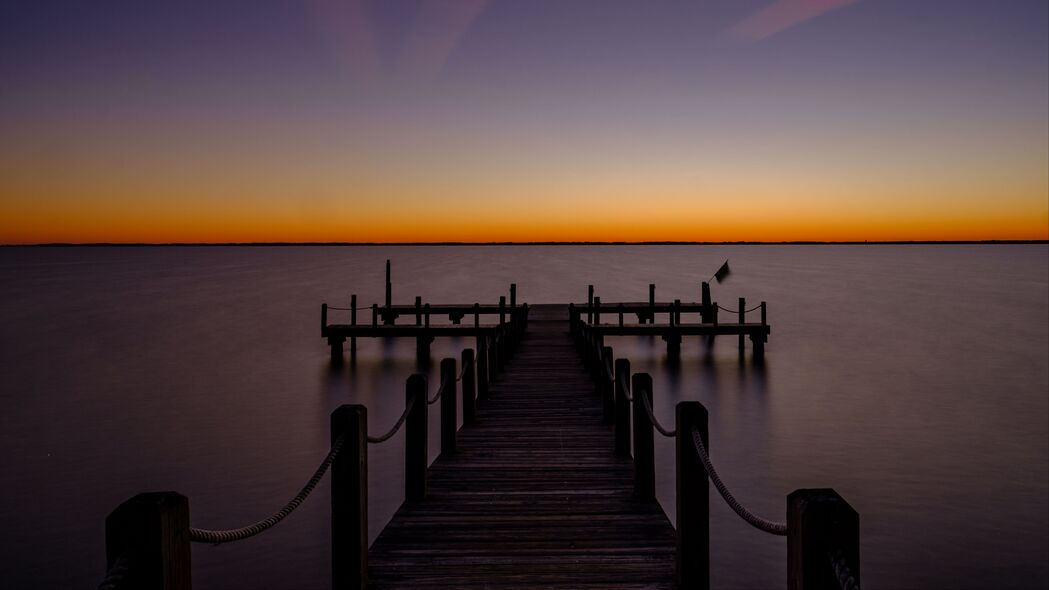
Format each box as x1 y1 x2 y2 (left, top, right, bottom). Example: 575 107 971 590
701 282 712 323
788 489 860 590
462 349 476 425
405 375 428 501
614 358 631 456
510 284 517 309
738 297 746 357
594 296 602 325
321 303 328 338
499 296 506 324
632 373 655 500
350 295 357 357
676 401 710 590
331 404 368 590
415 296 422 326
588 285 595 323
649 283 656 324
104 492 191 590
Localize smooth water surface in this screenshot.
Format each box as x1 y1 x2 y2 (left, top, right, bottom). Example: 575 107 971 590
1 245 1046 589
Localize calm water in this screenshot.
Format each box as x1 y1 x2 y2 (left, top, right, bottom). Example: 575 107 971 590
1 245 1046 589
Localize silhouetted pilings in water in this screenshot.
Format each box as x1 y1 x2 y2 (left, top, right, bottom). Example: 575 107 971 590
98 325 517 590
574 281 770 361
573 317 860 590
322 292 527 367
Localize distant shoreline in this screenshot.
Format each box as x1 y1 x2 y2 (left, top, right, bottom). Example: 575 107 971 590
2 240 1046 247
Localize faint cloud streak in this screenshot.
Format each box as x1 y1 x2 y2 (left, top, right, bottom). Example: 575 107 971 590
725 0 857 42
398 0 489 83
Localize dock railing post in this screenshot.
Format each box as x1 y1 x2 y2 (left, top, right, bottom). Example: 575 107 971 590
462 349 476 425
415 296 422 326
674 298 681 325
701 281 712 323
788 489 860 590
350 295 357 358
676 401 710 590
331 404 368 590
588 285 594 323
614 358 631 456
405 374 428 501
649 283 656 324
476 335 489 397
322 303 328 338
372 304 378 328
754 301 768 361
384 259 392 322
499 296 506 325
738 297 746 357
594 296 601 325
510 283 517 310
618 303 624 327
601 346 615 423
632 373 655 500
104 492 191 590
440 358 457 456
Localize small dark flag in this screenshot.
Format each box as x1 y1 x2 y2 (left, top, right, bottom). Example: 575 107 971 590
713 260 731 283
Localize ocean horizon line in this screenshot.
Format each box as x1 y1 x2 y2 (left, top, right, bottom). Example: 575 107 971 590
2 240 1046 247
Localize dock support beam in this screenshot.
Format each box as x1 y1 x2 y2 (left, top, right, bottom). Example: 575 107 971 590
405 375 428 502
632 373 655 500
440 358 457 456
331 405 368 590
104 492 191 590
676 401 710 590
613 358 631 456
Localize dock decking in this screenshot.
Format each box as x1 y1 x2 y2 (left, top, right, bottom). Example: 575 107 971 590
367 304 677 589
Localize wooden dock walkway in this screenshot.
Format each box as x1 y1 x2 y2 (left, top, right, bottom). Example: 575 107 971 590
367 304 677 589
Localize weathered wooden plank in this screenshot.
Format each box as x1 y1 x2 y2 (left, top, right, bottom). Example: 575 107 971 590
367 304 677 589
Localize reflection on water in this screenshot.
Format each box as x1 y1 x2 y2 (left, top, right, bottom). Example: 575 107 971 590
0 245 1046 589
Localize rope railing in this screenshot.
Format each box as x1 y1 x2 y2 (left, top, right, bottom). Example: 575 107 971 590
715 303 763 315
427 378 449 405
830 549 860 590
640 389 677 437
690 426 787 536
368 397 416 444
188 435 346 544
617 372 633 402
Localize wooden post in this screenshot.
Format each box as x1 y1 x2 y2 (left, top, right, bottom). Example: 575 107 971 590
499 296 506 325
476 335 489 397
632 373 655 500
788 489 860 590
649 283 656 324
701 281 712 323
424 303 431 328
474 303 480 328
602 346 615 423
674 298 681 325
594 296 601 325
754 301 767 361
331 405 368 590
105 492 191 590
614 358 631 456
618 303 624 327
510 283 517 309
676 401 710 590
761 301 767 326
664 333 681 362
462 349 476 425
385 259 392 315
588 285 594 323
738 297 746 357
712 304 719 326
415 296 422 326
372 304 378 328
350 295 357 358
405 374 428 501
321 303 328 338
440 358 457 456
416 336 431 367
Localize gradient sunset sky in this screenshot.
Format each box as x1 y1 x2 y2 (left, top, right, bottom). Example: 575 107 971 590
2 0 1047 243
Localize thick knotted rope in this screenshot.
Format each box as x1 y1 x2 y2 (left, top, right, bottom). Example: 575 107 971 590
830 549 860 590
368 397 416 444
97 555 130 590
189 436 345 544
691 427 787 536
640 390 677 437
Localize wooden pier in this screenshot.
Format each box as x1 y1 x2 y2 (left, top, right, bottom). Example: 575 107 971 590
367 304 676 588
101 293 860 590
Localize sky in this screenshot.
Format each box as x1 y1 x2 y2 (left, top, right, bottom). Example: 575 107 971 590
1 0 1047 243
